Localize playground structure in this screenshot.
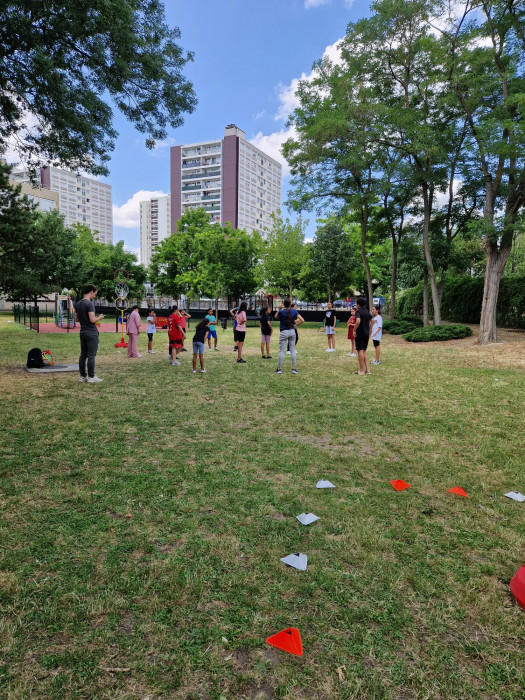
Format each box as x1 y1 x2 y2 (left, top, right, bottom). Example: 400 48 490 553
55 294 76 329
114 269 129 348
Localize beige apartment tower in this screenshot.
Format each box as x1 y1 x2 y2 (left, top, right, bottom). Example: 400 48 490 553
140 195 171 266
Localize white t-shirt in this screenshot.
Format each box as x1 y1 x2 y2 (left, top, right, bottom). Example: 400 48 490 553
146 317 156 334
372 315 383 341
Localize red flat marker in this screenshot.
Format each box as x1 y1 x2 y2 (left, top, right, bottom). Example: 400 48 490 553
390 479 411 491
510 566 525 610
266 627 303 656
447 487 469 498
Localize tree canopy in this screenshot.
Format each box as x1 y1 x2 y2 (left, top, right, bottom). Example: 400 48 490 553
0 0 196 174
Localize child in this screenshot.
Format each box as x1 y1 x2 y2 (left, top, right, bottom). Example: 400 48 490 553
167 305 185 366
205 308 218 351
229 305 239 352
346 306 357 356
179 308 191 351
192 318 210 373
287 302 299 354
146 309 156 354
259 306 273 359
370 306 383 365
324 302 336 352
234 301 247 363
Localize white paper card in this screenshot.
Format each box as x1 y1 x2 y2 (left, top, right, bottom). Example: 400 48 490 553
316 480 335 489
296 512 319 525
280 553 308 571
504 491 525 502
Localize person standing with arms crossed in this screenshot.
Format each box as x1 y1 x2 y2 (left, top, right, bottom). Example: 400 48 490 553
324 302 337 352
274 298 304 374
126 305 142 358
146 309 156 354
353 297 372 375
370 306 383 365
74 284 104 383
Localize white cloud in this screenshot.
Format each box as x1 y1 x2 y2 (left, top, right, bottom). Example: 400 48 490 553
249 128 296 176
113 190 167 228
305 0 329 7
253 110 266 120
149 136 177 157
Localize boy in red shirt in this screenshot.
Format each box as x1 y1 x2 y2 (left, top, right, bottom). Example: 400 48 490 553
168 306 185 365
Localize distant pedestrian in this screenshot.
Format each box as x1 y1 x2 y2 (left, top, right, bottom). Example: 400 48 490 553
192 318 210 373
205 308 218 351
230 305 239 352
353 297 372 375
146 309 156 354
234 301 248 363
74 284 105 383
168 305 185 366
346 306 357 356
179 308 191 352
259 306 273 359
126 305 142 358
370 306 383 365
324 302 336 352
274 298 304 374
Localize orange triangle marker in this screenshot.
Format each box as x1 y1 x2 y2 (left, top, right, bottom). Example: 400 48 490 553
390 479 411 491
447 487 469 497
266 627 303 656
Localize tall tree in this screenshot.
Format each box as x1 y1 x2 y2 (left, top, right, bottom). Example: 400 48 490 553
0 0 196 174
262 212 306 300
308 217 357 301
441 0 525 343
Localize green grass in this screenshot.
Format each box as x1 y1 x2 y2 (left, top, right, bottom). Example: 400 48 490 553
1 317 525 699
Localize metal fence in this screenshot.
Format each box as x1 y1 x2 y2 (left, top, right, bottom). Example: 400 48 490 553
13 303 40 333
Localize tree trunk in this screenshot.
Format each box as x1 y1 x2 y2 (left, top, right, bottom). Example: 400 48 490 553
478 242 511 344
389 241 398 320
423 269 429 326
360 218 373 309
421 183 441 325
214 295 219 323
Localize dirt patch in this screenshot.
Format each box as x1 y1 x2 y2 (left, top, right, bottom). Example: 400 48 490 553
281 432 379 457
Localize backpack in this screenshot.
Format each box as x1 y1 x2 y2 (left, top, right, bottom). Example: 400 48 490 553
27 348 44 368
41 350 55 366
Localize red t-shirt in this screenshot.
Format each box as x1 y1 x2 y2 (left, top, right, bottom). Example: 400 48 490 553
168 313 183 340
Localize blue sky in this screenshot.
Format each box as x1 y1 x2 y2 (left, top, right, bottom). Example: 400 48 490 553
106 0 372 255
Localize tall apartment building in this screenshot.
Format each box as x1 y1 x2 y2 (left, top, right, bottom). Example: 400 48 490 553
139 194 171 266
170 124 282 236
10 166 113 243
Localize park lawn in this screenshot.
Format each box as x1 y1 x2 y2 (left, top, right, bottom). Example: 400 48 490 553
0 316 524 700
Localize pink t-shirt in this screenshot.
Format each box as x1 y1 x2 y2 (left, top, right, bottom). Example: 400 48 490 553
235 311 246 331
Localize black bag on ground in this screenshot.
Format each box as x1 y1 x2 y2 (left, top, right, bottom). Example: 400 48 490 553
27 348 44 368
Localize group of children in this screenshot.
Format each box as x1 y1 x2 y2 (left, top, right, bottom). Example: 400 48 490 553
140 300 383 375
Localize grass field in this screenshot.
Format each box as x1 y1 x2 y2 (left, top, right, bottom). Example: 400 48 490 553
1 316 525 699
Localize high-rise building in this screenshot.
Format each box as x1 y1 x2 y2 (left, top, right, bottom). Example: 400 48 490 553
10 166 113 243
140 194 171 266
40 167 113 243
170 124 282 236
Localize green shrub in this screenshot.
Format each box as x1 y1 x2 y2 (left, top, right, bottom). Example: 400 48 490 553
404 324 473 342
399 314 424 327
384 320 419 335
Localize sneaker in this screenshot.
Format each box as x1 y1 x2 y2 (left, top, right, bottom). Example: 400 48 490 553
137 354 142 358
192 369 197 373
173 360 181 366
237 358 246 364
148 350 155 354
87 375 103 383
286 350 291 354
326 348 332 352
214 348 219 351
291 369 299 374
201 369 206 373
275 368 282 374
233 346 238 352
375 360 381 365
261 355 267 359
79 375 87 383
267 355 272 359
347 352 356 357
180 348 187 352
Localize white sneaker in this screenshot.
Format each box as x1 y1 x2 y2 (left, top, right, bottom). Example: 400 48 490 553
173 360 181 366
201 369 206 373
286 350 291 354
192 369 197 373
79 375 87 383
148 350 155 354
348 352 356 357
87 375 103 383
325 348 332 352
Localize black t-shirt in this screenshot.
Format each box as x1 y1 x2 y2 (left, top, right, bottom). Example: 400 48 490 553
75 298 96 330
355 308 372 338
260 314 272 335
193 326 208 344
325 310 335 327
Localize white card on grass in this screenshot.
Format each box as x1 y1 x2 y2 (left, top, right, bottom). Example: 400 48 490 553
296 512 319 525
280 553 308 571
504 491 525 502
316 480 335 489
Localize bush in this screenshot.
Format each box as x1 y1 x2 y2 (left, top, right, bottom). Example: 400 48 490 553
399 314 424 327
384 320 419 335
404 324 473 342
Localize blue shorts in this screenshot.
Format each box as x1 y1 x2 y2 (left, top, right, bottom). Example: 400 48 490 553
208 329 217 339
193 341 205 354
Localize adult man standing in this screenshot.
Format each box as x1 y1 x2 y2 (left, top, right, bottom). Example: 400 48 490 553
74 284 105 383
352 297 372 375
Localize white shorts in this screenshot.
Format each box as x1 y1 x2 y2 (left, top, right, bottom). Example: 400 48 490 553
325 327 336 335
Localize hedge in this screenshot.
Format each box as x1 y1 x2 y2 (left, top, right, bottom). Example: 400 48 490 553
384 320 420 334
404 324 473 342
397 276 525 329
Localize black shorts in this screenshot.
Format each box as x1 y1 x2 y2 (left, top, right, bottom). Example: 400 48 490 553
373 339 380 347
235 330 246 343
147 333 153 341
355 336 369 352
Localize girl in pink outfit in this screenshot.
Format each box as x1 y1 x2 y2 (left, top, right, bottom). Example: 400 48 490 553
126 305 142 358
